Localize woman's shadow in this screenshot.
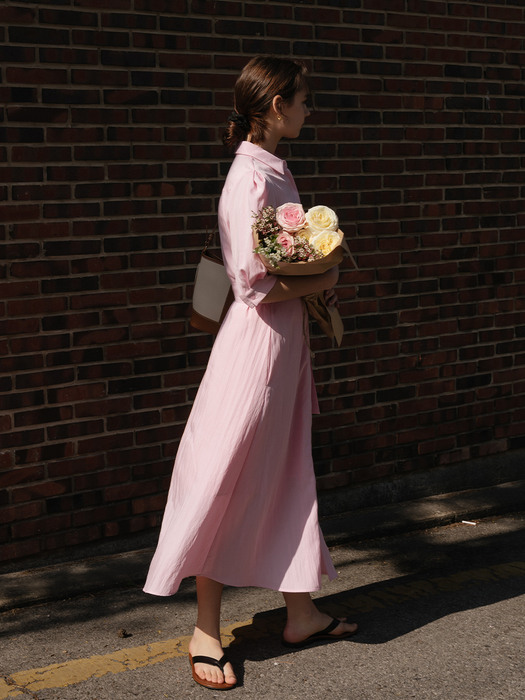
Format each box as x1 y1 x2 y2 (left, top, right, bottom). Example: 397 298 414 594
225 518 525 685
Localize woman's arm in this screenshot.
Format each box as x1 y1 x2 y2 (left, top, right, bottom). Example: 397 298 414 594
260 266 338 304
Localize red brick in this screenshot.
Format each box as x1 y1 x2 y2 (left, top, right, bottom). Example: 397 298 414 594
75 397 133 418
44 524 103 552
77 432 134 455
0 539 42 561
0 203 41 222
11 479 71 504
69 291 127 310
12 513 73 539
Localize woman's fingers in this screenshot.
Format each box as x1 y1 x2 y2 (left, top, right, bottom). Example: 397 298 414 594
323 288 339 307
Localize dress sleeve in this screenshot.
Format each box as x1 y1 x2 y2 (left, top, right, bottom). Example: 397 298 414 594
219 168 277 309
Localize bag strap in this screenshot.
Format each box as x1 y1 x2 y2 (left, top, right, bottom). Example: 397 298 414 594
202 228 219 254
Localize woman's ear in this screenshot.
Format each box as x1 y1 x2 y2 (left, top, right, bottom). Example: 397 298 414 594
271 95 283 121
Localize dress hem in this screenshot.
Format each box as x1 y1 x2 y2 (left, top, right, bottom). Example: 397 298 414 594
143 571 337 598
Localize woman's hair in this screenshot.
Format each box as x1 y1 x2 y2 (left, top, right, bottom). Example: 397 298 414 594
223 55 309 150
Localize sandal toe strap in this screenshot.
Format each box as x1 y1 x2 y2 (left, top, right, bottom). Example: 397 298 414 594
317 617 340 636
191 654 228 671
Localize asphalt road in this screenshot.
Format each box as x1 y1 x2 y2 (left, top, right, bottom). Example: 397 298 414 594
1 513 524 699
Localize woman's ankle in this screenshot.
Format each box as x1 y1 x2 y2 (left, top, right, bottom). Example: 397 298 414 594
191 626 221 646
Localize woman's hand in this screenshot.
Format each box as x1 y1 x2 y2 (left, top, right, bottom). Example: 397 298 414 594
324 287 339 308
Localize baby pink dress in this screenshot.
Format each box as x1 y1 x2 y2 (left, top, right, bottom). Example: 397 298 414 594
143 141 337 595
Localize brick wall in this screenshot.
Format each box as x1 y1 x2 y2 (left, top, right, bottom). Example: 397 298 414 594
2 0 525 563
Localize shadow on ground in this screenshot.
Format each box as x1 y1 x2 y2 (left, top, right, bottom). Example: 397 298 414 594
1 514 523 653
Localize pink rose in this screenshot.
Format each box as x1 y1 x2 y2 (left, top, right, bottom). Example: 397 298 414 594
275 202 306 233
277 231 295 256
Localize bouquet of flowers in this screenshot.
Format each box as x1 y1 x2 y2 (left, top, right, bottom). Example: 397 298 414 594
253 202 351 275
252 202 357 345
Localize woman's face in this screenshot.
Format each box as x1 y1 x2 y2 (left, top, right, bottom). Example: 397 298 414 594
280 89 311 138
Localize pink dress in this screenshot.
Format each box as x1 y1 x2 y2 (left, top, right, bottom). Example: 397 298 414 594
143 142 337 595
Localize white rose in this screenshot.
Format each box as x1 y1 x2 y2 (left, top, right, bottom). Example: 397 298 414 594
305 205 339 233
309 229 343 257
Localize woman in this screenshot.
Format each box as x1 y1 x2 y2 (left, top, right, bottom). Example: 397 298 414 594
144 55 357 691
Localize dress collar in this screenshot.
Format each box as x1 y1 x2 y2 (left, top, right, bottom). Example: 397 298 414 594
235 141 287 175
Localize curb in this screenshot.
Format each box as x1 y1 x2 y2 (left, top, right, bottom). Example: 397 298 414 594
1 480 523 613
322 479 525 544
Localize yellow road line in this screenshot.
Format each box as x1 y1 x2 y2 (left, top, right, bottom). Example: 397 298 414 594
0 621 245 698
1 561 524 698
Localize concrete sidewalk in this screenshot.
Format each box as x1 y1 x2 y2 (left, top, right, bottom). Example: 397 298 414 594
1 479 524 613
0 511 524 699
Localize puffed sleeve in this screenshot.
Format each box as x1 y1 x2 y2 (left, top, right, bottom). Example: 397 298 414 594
218 168 277 308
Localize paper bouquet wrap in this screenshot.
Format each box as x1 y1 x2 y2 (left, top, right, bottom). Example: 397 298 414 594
252 203 357 346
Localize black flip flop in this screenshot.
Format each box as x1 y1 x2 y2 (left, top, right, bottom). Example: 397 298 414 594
281 617 358 649
189 652 237 691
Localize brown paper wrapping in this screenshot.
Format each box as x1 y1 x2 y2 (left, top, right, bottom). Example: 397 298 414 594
254 230 357 346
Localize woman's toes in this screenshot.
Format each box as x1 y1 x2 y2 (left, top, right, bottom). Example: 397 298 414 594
194 660 236 686
196 663 218 683
224 662 236 684
336 620 358 637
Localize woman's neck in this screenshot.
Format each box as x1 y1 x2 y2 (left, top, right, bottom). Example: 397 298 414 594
248 133 279 155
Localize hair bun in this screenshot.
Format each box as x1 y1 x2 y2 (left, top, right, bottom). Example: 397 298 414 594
228 111 250 131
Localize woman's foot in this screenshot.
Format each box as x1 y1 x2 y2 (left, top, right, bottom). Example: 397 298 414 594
189 627 237 688
282 608 358 647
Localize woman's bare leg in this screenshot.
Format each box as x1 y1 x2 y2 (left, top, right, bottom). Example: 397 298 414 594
188 576 236 685
282 591 358 644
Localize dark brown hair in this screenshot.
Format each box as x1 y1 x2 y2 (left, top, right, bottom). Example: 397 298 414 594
223 56 309 150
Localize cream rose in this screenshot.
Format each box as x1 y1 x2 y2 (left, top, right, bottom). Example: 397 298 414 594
305 205 339 233
275 202 306 233
309 228 344 257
